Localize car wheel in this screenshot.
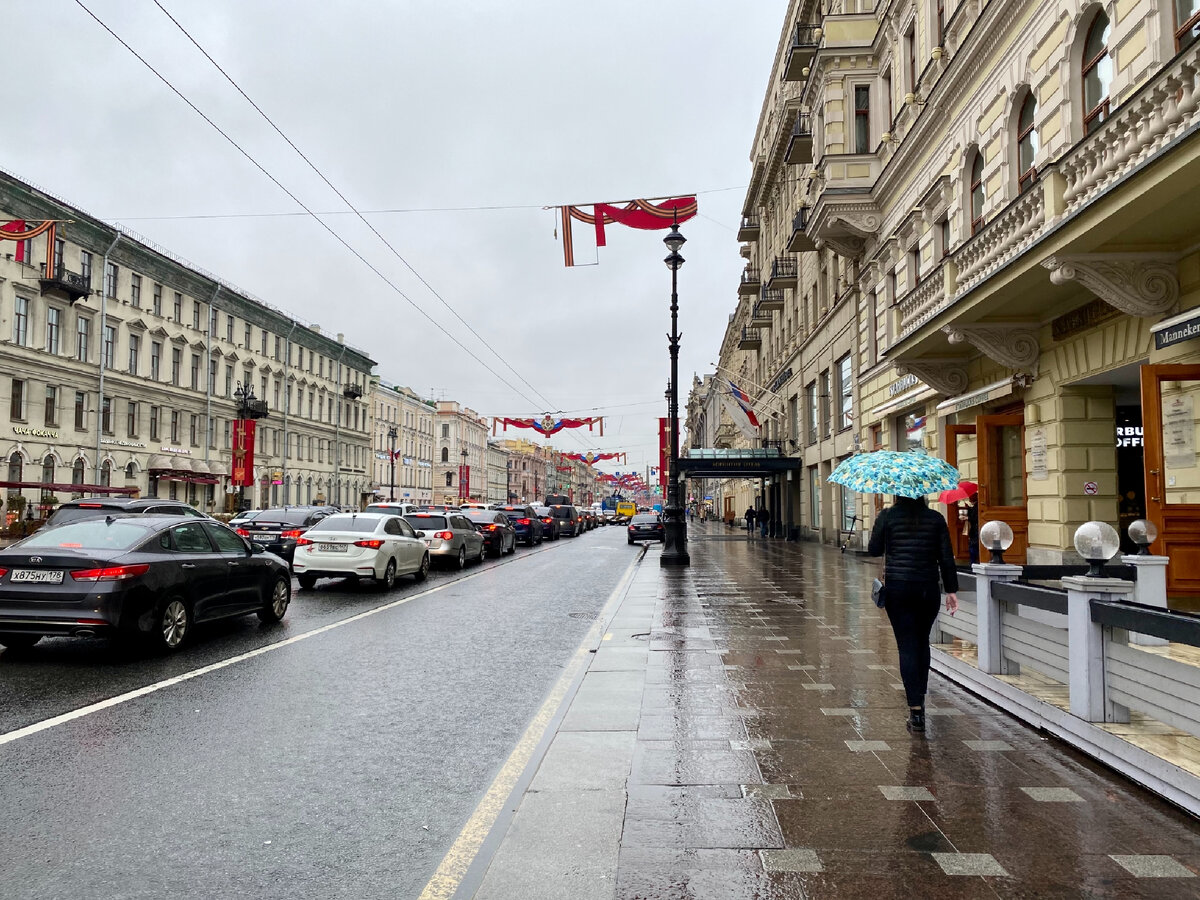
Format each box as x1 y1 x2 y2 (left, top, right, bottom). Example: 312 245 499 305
258 576 291 623
155 597 191 652
475 542 487 564
0 632 41 650
507 536 517 555
414 553 430 581
455 546 467 570
628 537 635 545
380 558 397 590
297 573 317 590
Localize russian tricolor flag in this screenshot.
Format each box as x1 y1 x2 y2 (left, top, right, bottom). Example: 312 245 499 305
728 380 760 427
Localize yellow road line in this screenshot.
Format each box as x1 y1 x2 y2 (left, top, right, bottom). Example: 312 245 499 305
418 554 640 900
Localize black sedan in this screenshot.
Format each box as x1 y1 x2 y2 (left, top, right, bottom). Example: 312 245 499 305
236 506 336 564
0 515 291 653
533 505 561 541
462 509 517 557
628 513 665 545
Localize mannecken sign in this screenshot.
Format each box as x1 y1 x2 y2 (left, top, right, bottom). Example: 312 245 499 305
1155 311 1200 349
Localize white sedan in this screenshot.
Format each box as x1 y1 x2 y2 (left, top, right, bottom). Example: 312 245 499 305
293 512 429 590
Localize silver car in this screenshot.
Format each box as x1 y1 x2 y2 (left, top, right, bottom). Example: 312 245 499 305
403 511 485 569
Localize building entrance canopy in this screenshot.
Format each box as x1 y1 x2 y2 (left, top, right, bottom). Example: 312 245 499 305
677 448 801 478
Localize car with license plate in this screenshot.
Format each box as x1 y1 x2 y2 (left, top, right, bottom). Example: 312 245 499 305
532 505 561 541
628 513 665 544
293 512 429 589
0 515 291 653
462 509 517 556
547 504 581 537
45 497 211 528
363 501 424 518
402 511 486 569
236 506 337 564
495 504 544 546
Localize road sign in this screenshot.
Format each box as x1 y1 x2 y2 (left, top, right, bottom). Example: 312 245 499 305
1084 481 1098 495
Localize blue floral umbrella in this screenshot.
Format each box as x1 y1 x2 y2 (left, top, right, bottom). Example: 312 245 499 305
828 451 961 499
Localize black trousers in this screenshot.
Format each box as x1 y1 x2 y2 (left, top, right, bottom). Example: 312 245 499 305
883 580 942 708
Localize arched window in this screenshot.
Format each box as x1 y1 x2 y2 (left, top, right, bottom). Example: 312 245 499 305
126 461 137 479
1017 94 1039 193
441 447 449 463
41 455 54 485
72 459 85 485
1175 0 1200 49
100 461 111 487
970 152 986 235
1083 12 1112 134
8 453 22 483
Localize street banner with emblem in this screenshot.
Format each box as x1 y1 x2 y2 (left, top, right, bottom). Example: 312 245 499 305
231 419 256 486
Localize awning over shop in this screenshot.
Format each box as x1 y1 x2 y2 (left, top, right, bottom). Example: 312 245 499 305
869 386 938 418
676 448 802 478
935 377 1015 415
148 455 220 484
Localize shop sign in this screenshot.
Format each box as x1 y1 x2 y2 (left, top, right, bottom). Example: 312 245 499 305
1051 299 1121 342
1164 395 1196 469
889 373 919 397
102 438 147 448
769 367 793 394
1116 425 1143 448
160 446 192 455
13 426 59 439
402 457 415 466
1029 427 1048 481
418 460 432 468
1154 311 1200 350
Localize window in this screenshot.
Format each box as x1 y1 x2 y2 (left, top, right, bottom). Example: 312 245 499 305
445 472 453 487
244 323 252 348
1176 0 1200 49
905 24 917 93
225 364 233 397
170 410 179 444
41 455 54 486
152 283 162 316
131 273 142 307
854 85 871 153
10 378 25 420
939 217 950 259
100 460 111 487
837 354 853 430
103 324 116 368
150 405 159 440
935 0 945 48
127 401 138 438
190 354 200 391
1083 12 1112 134
173 292 182 322
53 238 64 273
908 248 920 288
104 262 118 298
80 251 93 286
261 331 268 355
150 341 162 380
76 316 90 362
441 423 449 438
46 307 61 354
171 347 182 386
72 459 85 488
7 452 21 483
867 291 878 365
808 466 821 529
805 381 817 445
189 414 198 446
44 386 57 427
128 333 140 374
13 295 28 346
75 391 86 429
970 151 986 234
102 397 112 434
226 314 234 342
820 370 831 437
441 447 449 462
882 68 893 129
1017 93 1039 193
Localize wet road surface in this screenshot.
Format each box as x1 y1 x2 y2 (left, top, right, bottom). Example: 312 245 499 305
0 525 635 899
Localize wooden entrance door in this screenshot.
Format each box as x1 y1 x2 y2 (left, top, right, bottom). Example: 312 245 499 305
977 412 1028 563
1141 364 1200 595
944 424 977 561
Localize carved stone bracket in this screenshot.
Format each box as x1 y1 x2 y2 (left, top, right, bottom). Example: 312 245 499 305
894 358 969 397
943 324 1040 370
1042 254 1179 317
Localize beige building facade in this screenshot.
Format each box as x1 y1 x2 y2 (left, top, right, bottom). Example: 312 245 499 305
710 0 1200 594
434 401 488 504
369 380 434 504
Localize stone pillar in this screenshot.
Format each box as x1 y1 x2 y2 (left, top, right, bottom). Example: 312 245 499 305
1120 554 1170 647
1063 575 1133 723
971 562 1023 674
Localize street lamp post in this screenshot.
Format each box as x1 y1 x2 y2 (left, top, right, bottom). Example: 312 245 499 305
661 223 690 566
387 425 398 502
460 447 469 503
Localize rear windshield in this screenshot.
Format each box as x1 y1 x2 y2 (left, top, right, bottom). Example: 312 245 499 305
550 507 575 519
307 516 379 534
463 510 500 522
18 519 153 551
364 505 406 515
631 514 660 524
255 508 315 525
45 505 122 527
404 515 447 530
533 506 551 515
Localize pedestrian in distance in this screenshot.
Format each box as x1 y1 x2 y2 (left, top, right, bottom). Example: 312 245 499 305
959 498 980 565
745 506 756 534
758 504 769 538
868 495 960 734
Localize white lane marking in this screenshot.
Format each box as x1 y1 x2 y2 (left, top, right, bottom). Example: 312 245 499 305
0 565 501 748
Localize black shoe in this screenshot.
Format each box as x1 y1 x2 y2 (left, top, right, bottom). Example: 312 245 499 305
907 710 926 733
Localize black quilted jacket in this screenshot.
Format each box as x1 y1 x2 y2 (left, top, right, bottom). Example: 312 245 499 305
867 501 959 592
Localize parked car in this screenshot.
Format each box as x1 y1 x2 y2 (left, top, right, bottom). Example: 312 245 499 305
533 505 561 541
0 516 291 652
363 501 424 518
548 505 581 537
293 512 429 589
403 511 486 568
45 497 210 528
495 504 545 546
580 508 598 530
462 509 517 556
236 506 337 564
459 502 495 511
601 508 620 525
628 513 665 545
228 508 268 529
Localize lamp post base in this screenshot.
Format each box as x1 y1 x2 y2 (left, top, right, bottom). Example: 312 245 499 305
661 510 690 567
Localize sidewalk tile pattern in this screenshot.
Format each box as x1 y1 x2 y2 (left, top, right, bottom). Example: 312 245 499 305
611 526 1200 899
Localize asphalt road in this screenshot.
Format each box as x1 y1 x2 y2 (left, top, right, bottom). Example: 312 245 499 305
0 524 639 900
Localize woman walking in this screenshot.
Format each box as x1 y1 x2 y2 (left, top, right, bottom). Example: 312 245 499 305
868 496 959 733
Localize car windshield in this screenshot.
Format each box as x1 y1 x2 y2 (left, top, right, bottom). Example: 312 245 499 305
16 519 153 551
306 516 380 533
405 515 447 530
631 514 660 524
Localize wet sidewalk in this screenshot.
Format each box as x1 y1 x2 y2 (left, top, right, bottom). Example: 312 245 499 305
471 524 1200 899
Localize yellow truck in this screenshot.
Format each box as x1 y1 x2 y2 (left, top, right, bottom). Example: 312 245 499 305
615 501 637 522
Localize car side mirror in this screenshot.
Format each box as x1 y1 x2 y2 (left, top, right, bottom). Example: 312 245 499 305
250 543 265 554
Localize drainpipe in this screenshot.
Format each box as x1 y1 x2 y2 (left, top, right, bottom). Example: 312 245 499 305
96 232 121 489
204 285 219 511
279 320 298 503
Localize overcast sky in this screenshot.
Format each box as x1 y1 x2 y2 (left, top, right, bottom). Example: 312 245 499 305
4 1 786 476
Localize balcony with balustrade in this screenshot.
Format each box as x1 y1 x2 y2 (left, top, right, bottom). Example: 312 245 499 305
768 257 798 290
783 24 821 82
737 269 762 296
751 302 773 329
758 288 785 312
738 326 762 350
785 115 813 166
39 265 91 304
737 214 760 243
787 206 815 253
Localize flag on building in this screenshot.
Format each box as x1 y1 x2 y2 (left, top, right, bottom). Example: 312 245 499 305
720 392 759 441
728 380 760 427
